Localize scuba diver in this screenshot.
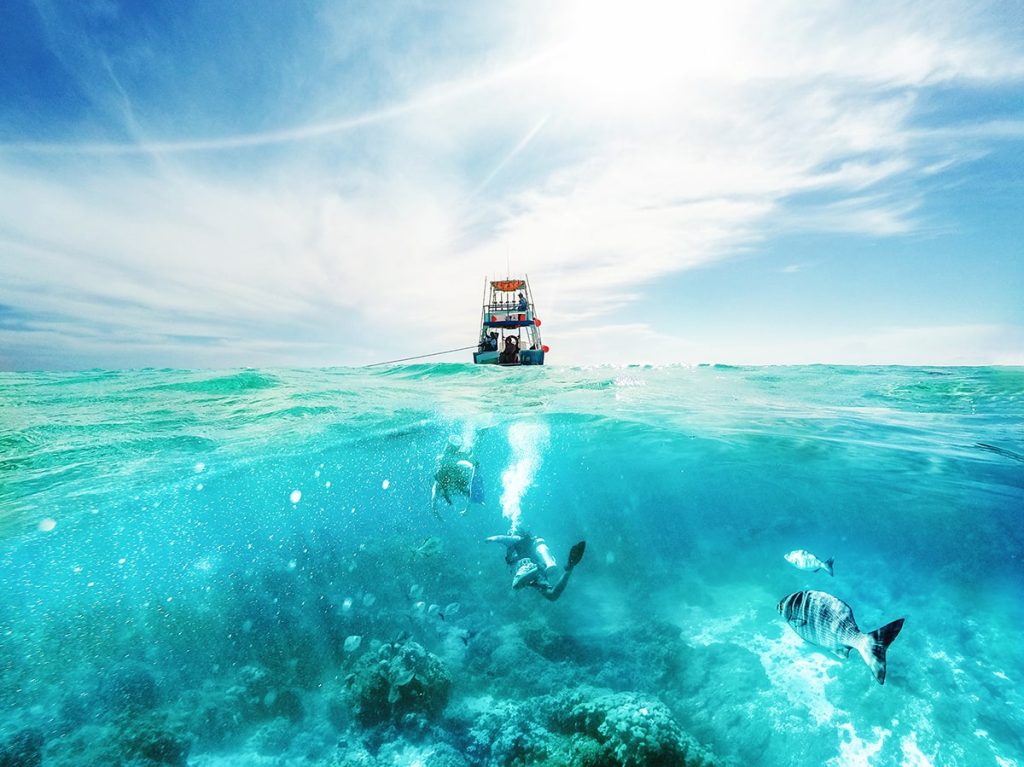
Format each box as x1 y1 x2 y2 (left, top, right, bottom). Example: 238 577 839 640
486 529 586 601
431 435 478 517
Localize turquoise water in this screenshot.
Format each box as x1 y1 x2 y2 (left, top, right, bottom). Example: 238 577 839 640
1 365 1022 766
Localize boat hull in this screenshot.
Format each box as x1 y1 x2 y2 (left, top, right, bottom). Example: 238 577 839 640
473 349 544 366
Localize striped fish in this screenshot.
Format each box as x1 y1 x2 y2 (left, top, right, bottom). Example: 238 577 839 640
777 590 905 685
784 549 834 576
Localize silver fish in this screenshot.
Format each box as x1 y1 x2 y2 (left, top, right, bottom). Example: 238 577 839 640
777 590 905 685
784 549 834 576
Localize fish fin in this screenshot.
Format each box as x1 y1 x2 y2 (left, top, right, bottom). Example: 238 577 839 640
865 618 906 685
833 647 852 659
824 557 835 577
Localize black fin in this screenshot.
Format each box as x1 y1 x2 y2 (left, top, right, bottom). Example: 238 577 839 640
824 557 835 576
868 618 905 685
567 541 586 569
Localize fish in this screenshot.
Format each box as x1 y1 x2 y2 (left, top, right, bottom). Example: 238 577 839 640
777 590 905 685
437 602 461 622
409 536 442 561
784 549 835 576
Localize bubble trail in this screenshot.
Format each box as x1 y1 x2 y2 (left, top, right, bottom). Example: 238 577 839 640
500 422 549 531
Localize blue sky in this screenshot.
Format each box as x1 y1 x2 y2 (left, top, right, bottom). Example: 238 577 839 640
1 0 1022 369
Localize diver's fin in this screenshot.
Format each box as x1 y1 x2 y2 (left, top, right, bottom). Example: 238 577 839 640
567 541 586 570
824 557 835 576
864 618 905 685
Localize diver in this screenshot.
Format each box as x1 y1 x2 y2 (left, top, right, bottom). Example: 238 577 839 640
486 529 585 601
431 435 478 517
499 335 520 364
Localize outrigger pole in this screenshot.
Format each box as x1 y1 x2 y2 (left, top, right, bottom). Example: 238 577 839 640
364 345 480 367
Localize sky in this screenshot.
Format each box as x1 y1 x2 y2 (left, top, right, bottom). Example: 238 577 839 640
0 0 1022 369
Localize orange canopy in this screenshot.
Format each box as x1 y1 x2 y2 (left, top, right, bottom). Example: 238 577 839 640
491 279 525 292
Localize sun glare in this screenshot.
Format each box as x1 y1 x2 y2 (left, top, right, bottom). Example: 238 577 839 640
544 0 740 112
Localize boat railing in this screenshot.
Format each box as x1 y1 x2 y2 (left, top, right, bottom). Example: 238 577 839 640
485 302 531 313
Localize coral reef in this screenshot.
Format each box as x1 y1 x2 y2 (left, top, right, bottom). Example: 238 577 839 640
467 700 558 766
0 727 43 767
179 663 305 747
118 713 191 766
461 688 716 767
57 662 161 732
345 640 452 727
44 712 190 767
329 741 471 767
555 691 715 767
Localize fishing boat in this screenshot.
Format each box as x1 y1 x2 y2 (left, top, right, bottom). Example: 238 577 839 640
473 276 548 365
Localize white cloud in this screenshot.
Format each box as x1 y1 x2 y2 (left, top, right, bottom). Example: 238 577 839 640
1 1 1022 368
549 322 1024 366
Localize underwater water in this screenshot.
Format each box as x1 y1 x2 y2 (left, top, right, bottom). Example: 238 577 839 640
1 364 1022 767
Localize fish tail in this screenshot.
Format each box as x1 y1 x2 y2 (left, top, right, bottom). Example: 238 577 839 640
861 618 905 685
824 557 835 576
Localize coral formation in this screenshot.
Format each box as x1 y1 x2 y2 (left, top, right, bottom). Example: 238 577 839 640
462 688 716 767
328 741 471 767
118 713 191 766
555 691 715 767
0 727 43 767
467 700 558 766
43 712 190 767
97 663 161 714
345 640 452 727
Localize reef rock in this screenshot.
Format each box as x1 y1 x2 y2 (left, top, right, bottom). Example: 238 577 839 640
97 662 160 713
467 700 557 766
346 640 452 727
555 691 715 767
0 727 43 767
58 662 160 731
463 688 716 767
44 712 189 767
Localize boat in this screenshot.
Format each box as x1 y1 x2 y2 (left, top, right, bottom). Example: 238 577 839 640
473 276 548 365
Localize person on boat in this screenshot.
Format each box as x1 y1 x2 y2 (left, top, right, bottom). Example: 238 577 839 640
487 331 499 351
517 292 528 310
499 336 520 364
486 528 585 601
431 435 477 516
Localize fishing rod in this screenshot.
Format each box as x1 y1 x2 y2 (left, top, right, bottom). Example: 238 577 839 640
364 345 479 368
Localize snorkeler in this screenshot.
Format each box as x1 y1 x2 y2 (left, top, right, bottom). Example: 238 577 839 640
431 435 477 517
486 529 585 601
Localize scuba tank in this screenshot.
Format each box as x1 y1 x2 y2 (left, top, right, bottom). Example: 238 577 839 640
532 538 558 576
